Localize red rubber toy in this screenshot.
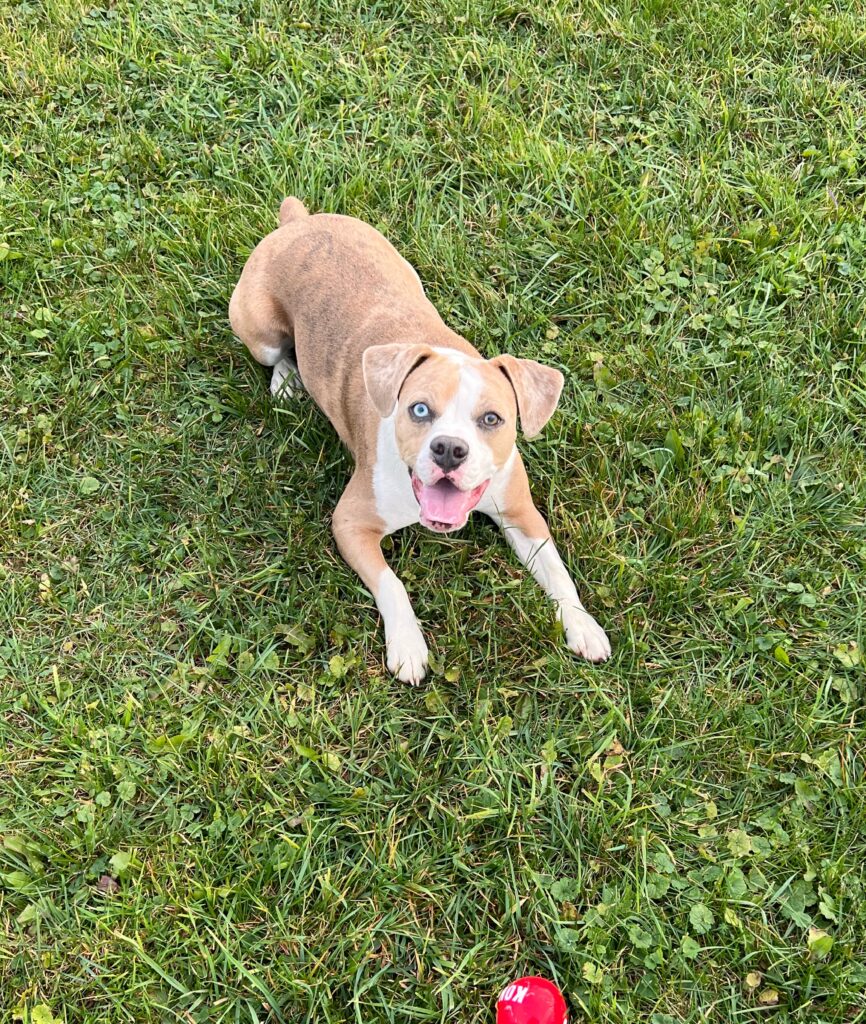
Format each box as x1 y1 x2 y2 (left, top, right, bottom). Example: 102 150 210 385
497 976 568 1024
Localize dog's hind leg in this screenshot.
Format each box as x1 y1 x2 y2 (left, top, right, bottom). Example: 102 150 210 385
229 280 303 399
270 355 303 399
229 285 289 366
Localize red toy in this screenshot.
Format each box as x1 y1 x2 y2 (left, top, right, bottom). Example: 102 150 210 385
497 976 567 1024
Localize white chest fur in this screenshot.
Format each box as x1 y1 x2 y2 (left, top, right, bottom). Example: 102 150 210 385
373 416 422 534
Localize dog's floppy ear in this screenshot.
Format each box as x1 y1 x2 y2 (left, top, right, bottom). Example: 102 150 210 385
363 343 433 418
491 354 564 438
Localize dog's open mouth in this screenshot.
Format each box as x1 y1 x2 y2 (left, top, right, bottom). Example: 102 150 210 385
411 474 489 533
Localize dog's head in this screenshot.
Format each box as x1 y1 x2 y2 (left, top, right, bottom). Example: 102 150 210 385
363 344 563 532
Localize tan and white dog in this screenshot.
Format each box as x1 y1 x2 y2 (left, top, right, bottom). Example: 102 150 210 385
229 198 610 683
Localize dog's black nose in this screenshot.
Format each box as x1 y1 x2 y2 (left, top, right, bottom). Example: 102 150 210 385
430 435 468 473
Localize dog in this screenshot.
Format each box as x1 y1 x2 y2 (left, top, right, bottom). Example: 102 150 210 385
229 198 610 683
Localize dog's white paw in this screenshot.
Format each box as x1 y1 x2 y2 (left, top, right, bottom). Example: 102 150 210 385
270 357 301 399
386 622 429 685
561 606 611 663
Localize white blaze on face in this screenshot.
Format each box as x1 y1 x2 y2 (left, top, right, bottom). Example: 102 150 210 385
393 348 518 534
413 354 498 492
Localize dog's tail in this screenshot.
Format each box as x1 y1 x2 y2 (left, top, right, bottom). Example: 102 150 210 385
279 197 309 226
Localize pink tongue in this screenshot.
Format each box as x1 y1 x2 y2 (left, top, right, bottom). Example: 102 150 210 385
418 479 479 525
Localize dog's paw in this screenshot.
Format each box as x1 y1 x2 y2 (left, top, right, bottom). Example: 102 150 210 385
386 622 429 685
560 606 611 663
270 358 301 400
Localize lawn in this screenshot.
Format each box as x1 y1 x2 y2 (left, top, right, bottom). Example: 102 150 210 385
2 0 865 1020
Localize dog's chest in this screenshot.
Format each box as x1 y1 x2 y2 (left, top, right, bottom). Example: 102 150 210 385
373 417 421 534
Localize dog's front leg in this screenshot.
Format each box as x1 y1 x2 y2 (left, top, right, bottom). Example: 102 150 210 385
488 461 610 663
502 510 611 663
333 476 429 684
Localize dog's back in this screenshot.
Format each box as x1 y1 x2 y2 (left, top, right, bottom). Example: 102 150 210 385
230 199 468 452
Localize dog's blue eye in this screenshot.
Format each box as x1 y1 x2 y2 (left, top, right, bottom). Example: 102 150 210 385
480 411 502 428
409 402 431 420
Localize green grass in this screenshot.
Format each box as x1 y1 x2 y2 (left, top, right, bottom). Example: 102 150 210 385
2 0 865 1020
